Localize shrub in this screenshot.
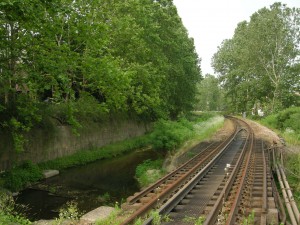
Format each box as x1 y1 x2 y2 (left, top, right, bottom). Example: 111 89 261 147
260 114 277 129
3 161 43 192
0 191 31 225
135 159 164 187
276 107 300 132
149 119 195 151
261 107 300 143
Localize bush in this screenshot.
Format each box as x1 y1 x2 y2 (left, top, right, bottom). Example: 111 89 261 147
261 107 300 143
192 112 217 123
277 107 300 132
73 93 109 122
260 114 277 129
0 191 31 224
3 161 43 192
135 159 164 187
149 118 195 151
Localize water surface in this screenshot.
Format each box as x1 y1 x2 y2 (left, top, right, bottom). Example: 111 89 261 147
16 149 161 220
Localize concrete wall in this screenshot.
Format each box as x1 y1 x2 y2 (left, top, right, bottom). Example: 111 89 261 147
0 120 148 171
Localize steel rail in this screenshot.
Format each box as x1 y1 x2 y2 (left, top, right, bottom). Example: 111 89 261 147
260 142 268 224
120 139 234 225
225 121 254 225
226 132 254 225
127 137 233 205
142 128 247 225
126 143 216 204
120 118 239 225
203 126 251 225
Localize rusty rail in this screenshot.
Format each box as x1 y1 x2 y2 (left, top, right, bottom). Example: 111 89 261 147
203 126 252 225
120 117 239 224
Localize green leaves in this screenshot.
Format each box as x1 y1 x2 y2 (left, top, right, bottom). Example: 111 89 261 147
0 0 201 151
212 3 300 114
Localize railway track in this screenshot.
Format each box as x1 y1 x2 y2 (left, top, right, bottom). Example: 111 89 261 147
120 117 278 225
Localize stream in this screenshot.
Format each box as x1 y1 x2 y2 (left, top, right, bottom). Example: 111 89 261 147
15 149 162 221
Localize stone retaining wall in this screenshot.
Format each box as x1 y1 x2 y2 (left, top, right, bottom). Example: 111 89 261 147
0 119 148 170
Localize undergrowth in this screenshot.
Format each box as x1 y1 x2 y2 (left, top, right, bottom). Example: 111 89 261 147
2 161 43 192
0 191 31 225
149 118 195 151
135 159 165 187
260 107 300 208
135 113 224 188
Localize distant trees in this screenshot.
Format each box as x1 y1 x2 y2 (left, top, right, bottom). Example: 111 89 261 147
0 0 201 151
195 74 224 111
212 3 300 114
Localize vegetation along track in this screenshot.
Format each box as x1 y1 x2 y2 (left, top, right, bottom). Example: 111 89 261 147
120 117 279 225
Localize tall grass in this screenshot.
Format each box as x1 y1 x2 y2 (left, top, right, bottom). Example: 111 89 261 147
135 159 165 187
261 107 300 145
193 116 224 141
260 107 300 207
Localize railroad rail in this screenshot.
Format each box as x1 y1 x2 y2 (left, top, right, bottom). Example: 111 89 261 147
119 117 278 225
203 118 277 225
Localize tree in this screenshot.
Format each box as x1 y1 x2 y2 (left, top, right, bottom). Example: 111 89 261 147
212 3 300 114
0 0 201 151
195 74 223 111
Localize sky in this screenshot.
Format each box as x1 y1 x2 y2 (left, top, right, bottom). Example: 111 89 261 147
173 0 300 75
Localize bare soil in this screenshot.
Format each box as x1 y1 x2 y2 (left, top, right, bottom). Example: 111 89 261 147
243 118 283 147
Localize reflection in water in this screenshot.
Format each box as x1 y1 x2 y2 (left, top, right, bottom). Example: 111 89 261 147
16 149 162 221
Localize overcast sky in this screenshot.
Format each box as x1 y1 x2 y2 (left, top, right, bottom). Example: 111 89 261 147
173 0 300 75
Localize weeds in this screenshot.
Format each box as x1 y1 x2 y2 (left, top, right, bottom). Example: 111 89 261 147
95 203 122 225
148 210 172 225
135 159 164 187
260 107 300 208
54 201 82 225
242 210 255 225
2 161 43 192
0 191 31 225
39 134 151 171
97 192 111 203
149 118 195 151
182 215 205 225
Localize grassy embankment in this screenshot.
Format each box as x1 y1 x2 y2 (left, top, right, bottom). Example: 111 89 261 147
135 112 225 188
259 107 300 207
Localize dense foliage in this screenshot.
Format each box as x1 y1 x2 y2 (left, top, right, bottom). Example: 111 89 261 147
135 159 164 187
261 106 300 142
149 118 195 151
0 0 201 151
260 107 300 207
3 161 43 192
212 3 300 114
195 74 224 111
